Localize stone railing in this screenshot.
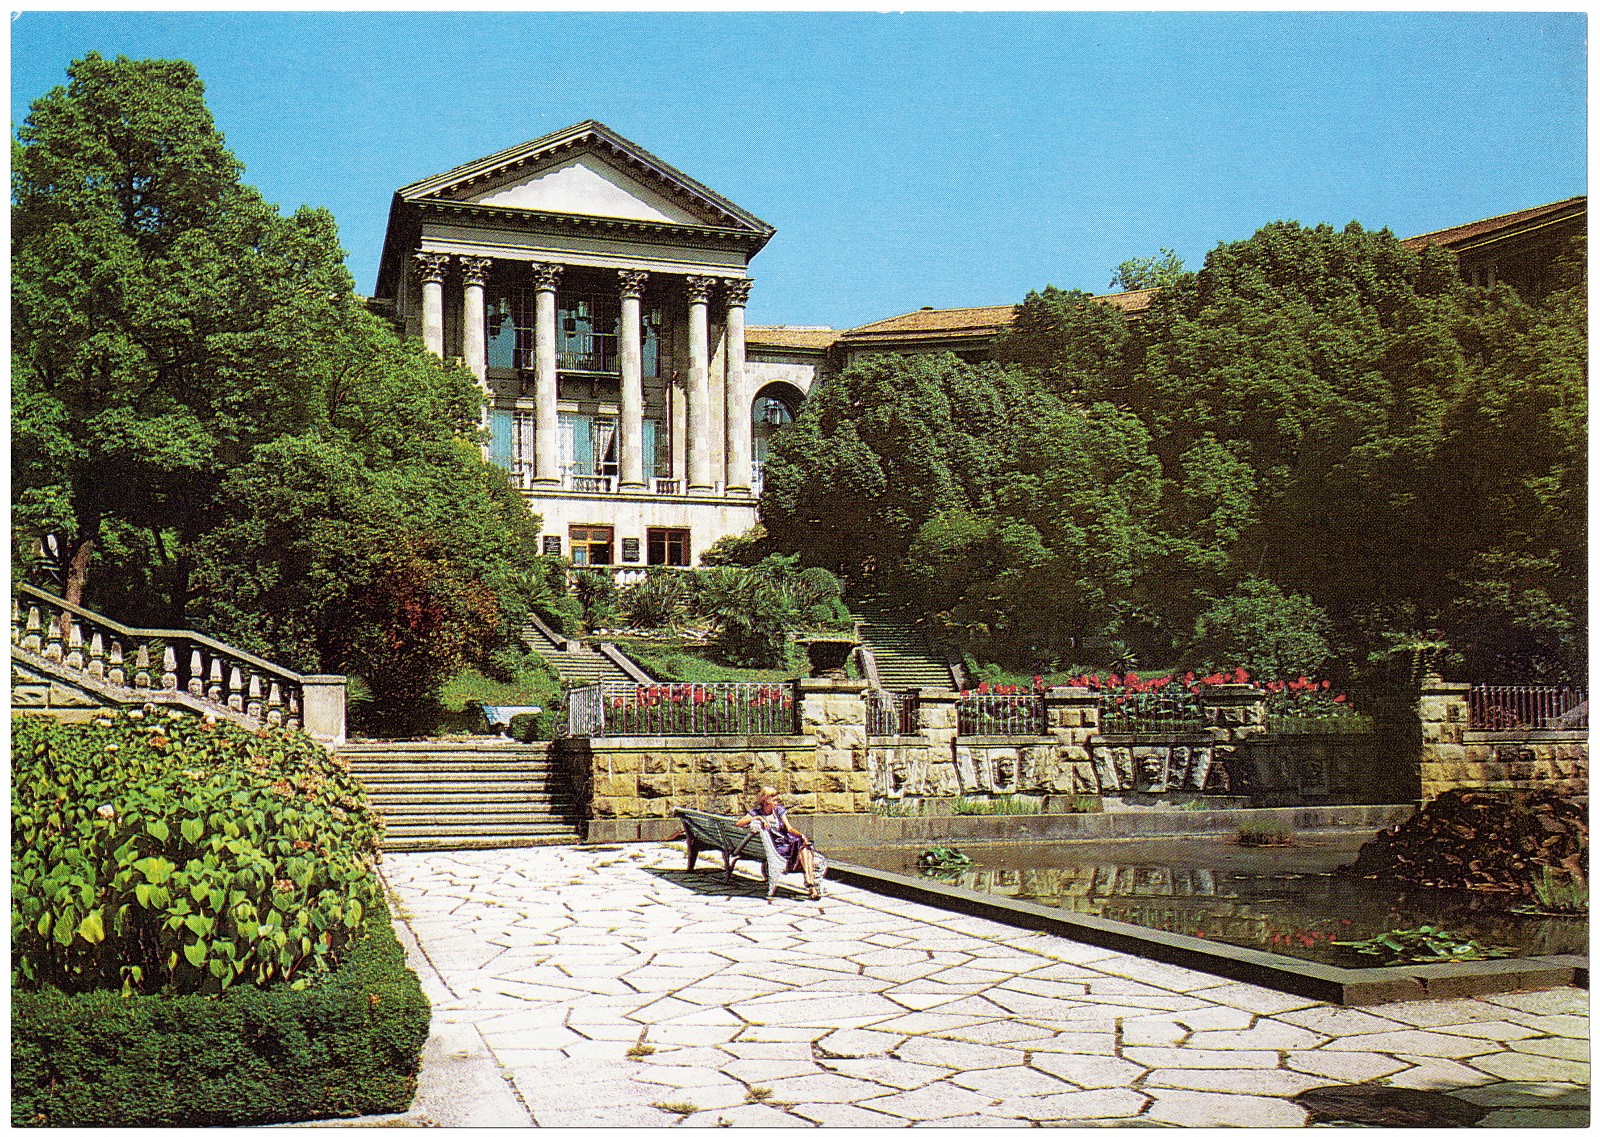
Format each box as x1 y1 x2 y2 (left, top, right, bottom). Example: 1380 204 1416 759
11 583 346 745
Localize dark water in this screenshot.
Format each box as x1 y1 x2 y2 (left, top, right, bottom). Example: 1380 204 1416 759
846 833 1587 966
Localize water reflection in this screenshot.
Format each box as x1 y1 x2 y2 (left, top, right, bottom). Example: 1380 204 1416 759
863 837 1586 965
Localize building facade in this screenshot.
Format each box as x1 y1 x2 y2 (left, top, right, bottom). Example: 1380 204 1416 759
375 120 796 567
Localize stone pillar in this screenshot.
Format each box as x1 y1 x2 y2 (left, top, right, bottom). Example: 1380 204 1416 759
723 279 753 495
299 674 348 747
1044 688 1103 795
414 253 449 357
459 256 492 383
796 678 872 812
531 262 563 485
685 275 715 493
1418 675 1471 802
915 688 963 798
618 270 649 490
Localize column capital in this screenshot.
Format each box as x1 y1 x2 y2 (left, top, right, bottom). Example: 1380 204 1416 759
618 269 649 300
530 262 563 291
459 255 493 287
412 251 449 284
723 278 753 307
685 275 716 303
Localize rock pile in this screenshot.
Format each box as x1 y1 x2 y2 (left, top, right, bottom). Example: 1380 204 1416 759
1341 788 1587 894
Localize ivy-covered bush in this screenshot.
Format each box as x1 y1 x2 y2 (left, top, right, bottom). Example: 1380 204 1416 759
12 711 383 996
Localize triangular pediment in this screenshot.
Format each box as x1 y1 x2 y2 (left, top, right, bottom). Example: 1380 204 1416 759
398 120 772 236
460 153 712 226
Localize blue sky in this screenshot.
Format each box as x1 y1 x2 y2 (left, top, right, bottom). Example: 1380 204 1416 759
11 11 1587 329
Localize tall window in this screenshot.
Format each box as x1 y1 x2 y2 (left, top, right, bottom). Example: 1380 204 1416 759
570 526 614 566
647 528 690 567
486 289 663 376
559 413 619 482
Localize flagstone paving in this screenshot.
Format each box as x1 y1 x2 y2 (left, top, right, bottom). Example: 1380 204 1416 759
381 844 1589 1127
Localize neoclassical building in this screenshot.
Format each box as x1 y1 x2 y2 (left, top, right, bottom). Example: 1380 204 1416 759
375 120 811 567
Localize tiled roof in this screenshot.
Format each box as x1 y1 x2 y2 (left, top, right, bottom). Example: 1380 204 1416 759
838 289 1159 343
1401 196 1586 251
745 326 838 351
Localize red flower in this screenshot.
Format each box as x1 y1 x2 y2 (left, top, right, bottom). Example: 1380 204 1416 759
1321 679 1331 689
1333 694 1346 704
1183 671 1195 684
1232 667 1250 684
977 681 990 695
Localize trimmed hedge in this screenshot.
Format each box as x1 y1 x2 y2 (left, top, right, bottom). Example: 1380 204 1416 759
12 893 430 1126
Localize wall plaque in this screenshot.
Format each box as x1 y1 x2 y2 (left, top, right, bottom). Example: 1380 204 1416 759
621 537 642 563
542 536 562 556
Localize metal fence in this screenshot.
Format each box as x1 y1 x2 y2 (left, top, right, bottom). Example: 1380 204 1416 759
561 682 798 737
867 689 920 736
1469 685 1587 731
957 693 1046 736
1098 692 1206 734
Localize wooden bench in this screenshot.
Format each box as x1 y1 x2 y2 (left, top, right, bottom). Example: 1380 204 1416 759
675 807 804 899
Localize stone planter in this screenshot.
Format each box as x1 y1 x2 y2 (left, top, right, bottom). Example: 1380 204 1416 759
799 636 857 680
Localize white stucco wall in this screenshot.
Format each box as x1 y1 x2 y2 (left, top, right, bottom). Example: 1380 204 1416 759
527 491 760 566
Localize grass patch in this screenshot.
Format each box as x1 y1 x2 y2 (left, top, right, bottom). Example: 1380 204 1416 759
625 645 803 684
626 1043 655 1059
952 795 1043 816
1237 818 1295 846
653 1101 699 1116
438 659 560 712
745 1087 773 1103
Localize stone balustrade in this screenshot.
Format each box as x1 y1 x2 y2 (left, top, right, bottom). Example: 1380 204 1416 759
11 583 346 745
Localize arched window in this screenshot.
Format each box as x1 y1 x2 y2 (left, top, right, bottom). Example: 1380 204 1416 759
751 382 804 493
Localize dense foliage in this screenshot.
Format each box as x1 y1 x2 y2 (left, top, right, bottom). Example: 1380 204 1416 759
13 894 428 1126
761 221 1585 684
12 712 382 996
13 54 552 730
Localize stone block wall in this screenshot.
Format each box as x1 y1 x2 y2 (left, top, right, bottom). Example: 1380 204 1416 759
1416 677 1588 800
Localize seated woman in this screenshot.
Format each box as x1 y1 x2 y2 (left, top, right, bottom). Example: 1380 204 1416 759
735 785 822 900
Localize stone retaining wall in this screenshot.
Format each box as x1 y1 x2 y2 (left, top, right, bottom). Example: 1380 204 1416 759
1418 677 1589 801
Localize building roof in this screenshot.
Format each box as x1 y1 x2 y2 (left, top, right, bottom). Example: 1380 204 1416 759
836 289 1160 347
745 326 839 351
1401 196 1586 253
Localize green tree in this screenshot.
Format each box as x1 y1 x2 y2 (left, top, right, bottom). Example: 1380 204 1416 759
992 286 1131 399
1109 247 1186 292
1190 578 1332 678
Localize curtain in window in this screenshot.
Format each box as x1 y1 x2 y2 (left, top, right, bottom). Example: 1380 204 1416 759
488 408 514 470
593 417 617 477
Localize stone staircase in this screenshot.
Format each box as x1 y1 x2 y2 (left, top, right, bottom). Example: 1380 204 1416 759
522 614 648 688
340 741 583 852
850 599 958 690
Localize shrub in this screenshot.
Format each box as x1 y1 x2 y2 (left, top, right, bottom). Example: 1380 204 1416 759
1191 579 1332 679
12 712 382 996
1236 818 1294 846
699 524 766 566
573 568 619 630
12 894 429 1126
624 569 693 630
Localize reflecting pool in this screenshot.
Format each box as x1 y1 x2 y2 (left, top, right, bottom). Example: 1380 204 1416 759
846 833 1587 966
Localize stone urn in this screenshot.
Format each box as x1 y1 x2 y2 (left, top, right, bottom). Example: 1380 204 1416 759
799 635 857 680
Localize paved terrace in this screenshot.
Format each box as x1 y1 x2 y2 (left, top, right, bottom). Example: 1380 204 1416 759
380 845 1588 1128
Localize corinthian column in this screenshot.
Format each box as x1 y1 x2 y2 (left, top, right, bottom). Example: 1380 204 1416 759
685 275 715 493
618 269 649 490
723 279 753 496
459 256 492 383
414 252 449 357
531 262 563 485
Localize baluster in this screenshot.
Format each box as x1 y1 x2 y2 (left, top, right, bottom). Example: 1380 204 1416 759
188 649 205 696
134 645 152 689
247 672 263 720
88 632 106 680
11 597 20 644
207 659 224 705
267 681 284 726
45 614 64 662
108 640 126 687
286 690 302 732
24 605 42 653
228 665 244 712
161 645 179 690
66 618 85 671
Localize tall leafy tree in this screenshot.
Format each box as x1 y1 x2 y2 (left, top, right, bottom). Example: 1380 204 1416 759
1109 247 1186 293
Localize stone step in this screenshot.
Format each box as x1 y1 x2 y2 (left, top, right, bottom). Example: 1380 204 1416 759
347 758 557 773
377 808 571 827
366 789 561 806
381 832 581 852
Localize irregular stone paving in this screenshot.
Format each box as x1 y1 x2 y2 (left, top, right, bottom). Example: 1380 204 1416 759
382 844 1590 1127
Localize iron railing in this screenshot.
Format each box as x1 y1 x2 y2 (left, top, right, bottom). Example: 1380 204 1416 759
561 682 798 737
1098 691 1206 734
1469 685 1587 731
958 692 1045 736
867 689 921 736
